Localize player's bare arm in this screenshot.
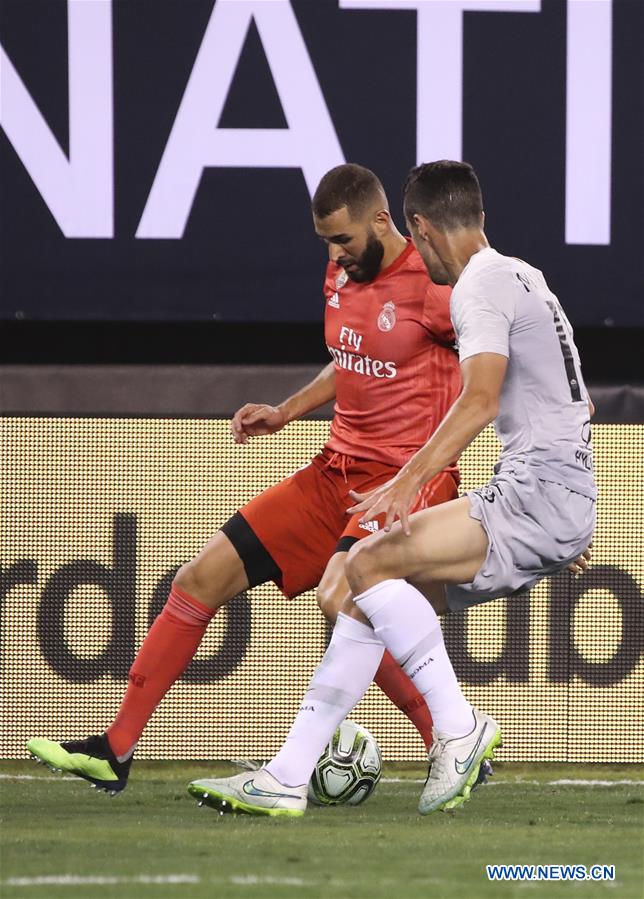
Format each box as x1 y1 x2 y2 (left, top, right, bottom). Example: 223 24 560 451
231 362 336 444
349 353 507 534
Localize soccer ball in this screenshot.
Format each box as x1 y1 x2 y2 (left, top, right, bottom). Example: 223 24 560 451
308 719 382 806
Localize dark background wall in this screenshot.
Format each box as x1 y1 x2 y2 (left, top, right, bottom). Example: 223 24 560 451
1 0 643 375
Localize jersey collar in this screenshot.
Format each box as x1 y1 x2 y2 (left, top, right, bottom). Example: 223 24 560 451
374 237 415 282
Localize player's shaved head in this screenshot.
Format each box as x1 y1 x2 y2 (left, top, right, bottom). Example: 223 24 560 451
403 160 483 232
312 164 388 221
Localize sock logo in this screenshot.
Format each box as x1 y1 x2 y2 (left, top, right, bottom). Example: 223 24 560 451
409 657 434 679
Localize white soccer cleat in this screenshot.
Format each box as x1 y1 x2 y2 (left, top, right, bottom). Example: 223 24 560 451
187 767 307 817
419 708 502 814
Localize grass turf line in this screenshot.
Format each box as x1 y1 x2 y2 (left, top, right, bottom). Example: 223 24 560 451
1 761 642 899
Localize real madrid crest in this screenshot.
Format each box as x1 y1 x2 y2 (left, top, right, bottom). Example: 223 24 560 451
335 269 349 289
377 301 396 332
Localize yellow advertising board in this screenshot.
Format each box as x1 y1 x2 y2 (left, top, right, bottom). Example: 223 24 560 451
1 418 642 762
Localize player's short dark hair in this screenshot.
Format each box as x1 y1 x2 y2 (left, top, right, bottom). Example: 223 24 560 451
403 160 483 231
312 164 387 220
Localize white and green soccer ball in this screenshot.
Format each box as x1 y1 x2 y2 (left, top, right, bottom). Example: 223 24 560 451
308 719 382 806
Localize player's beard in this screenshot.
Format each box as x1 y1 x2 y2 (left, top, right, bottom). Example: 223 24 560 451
345 232 385 283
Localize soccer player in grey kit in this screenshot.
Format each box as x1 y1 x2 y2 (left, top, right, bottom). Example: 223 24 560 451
189 161 595 817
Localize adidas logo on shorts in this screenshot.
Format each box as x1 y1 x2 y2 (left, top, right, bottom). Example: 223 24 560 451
358 520 380 534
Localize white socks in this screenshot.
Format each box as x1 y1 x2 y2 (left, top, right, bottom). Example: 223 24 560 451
266 579 472 789
355 579 473 737
266 613 384 787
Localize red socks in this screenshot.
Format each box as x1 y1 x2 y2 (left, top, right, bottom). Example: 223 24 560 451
106 586 432 759
375 651 434 750
106 585 215 759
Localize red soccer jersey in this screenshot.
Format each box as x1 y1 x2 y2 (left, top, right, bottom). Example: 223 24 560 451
323 240 462 469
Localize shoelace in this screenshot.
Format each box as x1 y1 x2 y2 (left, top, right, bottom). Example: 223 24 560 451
426 731 450 783
232 758 267 772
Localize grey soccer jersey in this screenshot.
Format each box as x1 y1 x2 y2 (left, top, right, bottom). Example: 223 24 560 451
451 247 596 499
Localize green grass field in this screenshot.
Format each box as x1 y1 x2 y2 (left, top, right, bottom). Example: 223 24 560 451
1 761 642 899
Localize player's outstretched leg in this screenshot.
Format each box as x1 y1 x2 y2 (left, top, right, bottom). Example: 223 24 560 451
25 578 213 796
27 734 132 795
26 532 248 794
419 708 502 814
188 768 307 818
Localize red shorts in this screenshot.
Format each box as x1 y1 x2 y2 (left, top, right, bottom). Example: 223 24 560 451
224 448 459 599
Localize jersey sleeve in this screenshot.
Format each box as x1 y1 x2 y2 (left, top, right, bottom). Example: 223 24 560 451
422 281 455 345
452 270 516 362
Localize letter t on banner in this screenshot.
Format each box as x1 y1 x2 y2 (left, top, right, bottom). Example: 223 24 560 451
340 0 540 163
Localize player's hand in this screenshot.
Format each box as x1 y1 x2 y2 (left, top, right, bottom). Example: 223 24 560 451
230 404 286 444
348 468 422 537
568 543 592 575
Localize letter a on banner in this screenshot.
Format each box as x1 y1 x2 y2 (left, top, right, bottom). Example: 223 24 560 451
137 0 344 239
0 0 113 237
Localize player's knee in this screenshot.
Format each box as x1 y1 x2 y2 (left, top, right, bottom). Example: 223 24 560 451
316 582 341 624
345 539 380 596
173 559 204 598
173 557 228 609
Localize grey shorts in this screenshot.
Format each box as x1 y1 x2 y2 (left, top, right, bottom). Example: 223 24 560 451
445 468 596 612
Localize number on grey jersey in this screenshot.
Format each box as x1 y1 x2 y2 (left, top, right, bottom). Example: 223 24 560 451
546 299 582 402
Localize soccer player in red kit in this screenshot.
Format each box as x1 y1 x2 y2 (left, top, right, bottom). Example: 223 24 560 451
27 165 463 794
